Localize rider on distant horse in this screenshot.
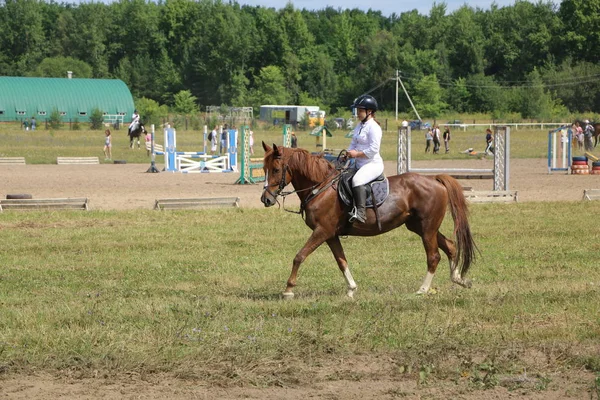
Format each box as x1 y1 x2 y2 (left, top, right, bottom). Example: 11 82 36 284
129 110 140 135
346 94 383 224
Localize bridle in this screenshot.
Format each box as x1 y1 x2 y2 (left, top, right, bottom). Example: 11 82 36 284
262 151 347 215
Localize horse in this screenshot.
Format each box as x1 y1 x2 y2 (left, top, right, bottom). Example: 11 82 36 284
127 122 146 149
260 142 477 299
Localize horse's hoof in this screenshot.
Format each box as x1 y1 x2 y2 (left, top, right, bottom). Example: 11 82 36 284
346 288 357 298
282 292 294 300
463 279 472 289
416 288 427 295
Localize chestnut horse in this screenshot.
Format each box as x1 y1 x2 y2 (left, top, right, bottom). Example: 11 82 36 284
261 143 477 298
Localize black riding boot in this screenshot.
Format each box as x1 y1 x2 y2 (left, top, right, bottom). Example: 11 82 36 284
350 185 367 223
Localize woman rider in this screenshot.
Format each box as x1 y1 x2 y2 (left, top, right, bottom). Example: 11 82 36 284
346 94 384 224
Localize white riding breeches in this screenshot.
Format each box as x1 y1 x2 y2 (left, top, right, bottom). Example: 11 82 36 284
352 161 384 187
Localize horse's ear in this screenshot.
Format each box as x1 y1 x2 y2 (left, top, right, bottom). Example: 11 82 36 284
262 141 271 152
273 143 281 158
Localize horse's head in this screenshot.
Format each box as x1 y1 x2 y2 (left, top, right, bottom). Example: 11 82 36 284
261 142 292 207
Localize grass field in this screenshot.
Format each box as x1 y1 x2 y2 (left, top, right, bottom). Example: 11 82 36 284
0 203 599 393
0 123 577 165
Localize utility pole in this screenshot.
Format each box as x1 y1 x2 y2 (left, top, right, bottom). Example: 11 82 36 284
397 71 422 122
395 69 399 121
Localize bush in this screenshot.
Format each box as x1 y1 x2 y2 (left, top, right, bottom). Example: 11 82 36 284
48 108 62 130
89 108 104 130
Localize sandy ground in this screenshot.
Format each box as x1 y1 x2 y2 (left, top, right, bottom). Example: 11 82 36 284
0 157 596 209
1 157 598 399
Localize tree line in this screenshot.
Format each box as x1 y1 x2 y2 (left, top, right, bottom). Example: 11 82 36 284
1 0 599 120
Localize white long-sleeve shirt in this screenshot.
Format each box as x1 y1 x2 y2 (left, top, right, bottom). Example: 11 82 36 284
348 118 383 168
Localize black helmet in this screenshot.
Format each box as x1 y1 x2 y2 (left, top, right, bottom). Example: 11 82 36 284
351 95 378 111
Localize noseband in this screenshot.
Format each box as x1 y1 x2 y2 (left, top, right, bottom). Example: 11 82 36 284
262 161 290 200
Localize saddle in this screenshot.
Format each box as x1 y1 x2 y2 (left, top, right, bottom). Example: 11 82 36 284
337 169 389 209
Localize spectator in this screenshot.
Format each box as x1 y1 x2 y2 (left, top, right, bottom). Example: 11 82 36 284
443 125 451 153
208 126 218 155
291 131 298 148
584 120 594 151
220 125 229 154
23 118 29 131
432 125 441 154
425 128 433 153
103 129 112 160
145 129 151 156
575 122 584 150
31 116 36 131
485 128 494 155
248 129 255 155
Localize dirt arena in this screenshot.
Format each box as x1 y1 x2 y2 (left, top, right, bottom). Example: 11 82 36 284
0 157 596 209
1 157 598 399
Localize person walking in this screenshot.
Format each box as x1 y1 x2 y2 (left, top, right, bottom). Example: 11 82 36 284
103 129 112 160
443 125 451 153
485 128 494 155
346 94 383 224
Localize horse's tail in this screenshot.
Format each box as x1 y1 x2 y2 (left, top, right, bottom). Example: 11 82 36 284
435 174 477 278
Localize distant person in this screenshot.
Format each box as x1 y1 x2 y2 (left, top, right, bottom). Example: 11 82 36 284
103 129 112 160
575 122 584 150
291 131 297 148
145 130 152 156
584 120 594 151
31 116 36 131
23 118 29 131
432 125 441 154
485 128 494 155
248 129 255 155
220 125 228 154
425 128 433 153
208 126 218 154
443 125 451 153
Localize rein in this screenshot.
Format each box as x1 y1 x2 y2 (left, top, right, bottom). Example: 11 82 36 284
264 159 344 216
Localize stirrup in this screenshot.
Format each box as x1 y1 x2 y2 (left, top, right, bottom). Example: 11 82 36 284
348 207 365 223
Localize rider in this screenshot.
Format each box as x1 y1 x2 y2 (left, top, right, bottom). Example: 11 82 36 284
129 109 140 134
346 94 383 224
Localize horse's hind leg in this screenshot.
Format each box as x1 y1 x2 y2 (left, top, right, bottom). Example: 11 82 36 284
437 232 468 288
326 236 357 298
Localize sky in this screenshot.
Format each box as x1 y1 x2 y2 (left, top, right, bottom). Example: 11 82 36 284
235 0 538 17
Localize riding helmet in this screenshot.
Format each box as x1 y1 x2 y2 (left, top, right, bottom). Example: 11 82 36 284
351 95 378 111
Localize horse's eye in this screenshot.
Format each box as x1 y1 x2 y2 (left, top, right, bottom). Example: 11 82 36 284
273 168 280 174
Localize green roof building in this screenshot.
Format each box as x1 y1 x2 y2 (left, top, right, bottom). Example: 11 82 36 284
0 76 134 123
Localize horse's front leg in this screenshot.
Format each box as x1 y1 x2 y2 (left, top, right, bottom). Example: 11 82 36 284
284 229 330 299
326 236 357 298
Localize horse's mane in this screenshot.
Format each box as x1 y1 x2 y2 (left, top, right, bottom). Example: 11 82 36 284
278 147 336 182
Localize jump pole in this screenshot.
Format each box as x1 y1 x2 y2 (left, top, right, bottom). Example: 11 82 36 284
146 124 160 173
547 126 571 174
398 125 510 191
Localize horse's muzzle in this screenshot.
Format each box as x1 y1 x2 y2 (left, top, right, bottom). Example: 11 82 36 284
261 191 276 207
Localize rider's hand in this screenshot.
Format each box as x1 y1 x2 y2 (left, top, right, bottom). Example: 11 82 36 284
347 150 359 158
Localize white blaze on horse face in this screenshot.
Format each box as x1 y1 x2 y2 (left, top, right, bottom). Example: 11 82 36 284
263 171 269 188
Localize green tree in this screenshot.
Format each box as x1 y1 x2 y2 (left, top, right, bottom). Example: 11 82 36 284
249 66 291 108
412 74 447 118
136 97 168 127
172 90 198 114
29 56 93 78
